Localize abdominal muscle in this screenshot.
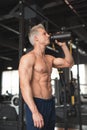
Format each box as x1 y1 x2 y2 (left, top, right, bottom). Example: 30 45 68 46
31 72 52 99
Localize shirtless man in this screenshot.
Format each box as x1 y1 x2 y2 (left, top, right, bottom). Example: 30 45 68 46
18 24 74 130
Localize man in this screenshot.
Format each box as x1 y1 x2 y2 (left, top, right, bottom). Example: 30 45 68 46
18 24 74 130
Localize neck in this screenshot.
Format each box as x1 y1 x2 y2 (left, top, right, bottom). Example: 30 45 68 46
34 44 46 56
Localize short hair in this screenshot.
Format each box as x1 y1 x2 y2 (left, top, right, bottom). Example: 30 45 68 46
28 24 45 46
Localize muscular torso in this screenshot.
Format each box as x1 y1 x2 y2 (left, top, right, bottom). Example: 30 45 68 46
31 54 53 99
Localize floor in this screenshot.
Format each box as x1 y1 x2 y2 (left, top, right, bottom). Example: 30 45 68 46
54 125 87 130
55 103 87 130
55 128 78 130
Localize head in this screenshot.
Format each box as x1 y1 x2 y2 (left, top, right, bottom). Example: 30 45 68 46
28 24 50 46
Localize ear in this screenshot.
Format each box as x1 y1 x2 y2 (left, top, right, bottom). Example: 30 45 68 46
34 35 38 42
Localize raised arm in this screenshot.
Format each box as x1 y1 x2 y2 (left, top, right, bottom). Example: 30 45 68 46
18 53 44 128
52 41 74 68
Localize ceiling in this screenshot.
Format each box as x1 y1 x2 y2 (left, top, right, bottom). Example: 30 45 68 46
0 0 87 70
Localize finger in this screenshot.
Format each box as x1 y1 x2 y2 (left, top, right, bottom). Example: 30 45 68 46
34 121 37 127
34 120 41 128
41 119 44 127
38 120 44 128
55 40 58 43
34 121 40 128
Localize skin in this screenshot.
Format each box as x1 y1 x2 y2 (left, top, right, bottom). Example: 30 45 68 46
18 27 74 129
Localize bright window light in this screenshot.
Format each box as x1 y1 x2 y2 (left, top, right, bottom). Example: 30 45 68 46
71 64 87 94
1 70 19 95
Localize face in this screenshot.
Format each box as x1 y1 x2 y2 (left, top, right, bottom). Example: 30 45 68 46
35 28 50 46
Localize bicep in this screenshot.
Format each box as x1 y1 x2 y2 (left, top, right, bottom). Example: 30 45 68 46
19 66 33 84
18 58 33 88
53 57 70 68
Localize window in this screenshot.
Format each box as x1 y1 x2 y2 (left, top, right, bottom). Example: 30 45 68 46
71 64 87 94
1 70 19 95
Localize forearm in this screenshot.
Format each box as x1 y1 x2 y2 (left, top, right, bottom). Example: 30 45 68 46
61 43 74 66
20 84 38 114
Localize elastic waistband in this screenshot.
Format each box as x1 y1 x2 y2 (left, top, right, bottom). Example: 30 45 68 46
33 96 55 103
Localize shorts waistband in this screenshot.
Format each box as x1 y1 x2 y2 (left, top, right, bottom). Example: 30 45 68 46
33 96 55 102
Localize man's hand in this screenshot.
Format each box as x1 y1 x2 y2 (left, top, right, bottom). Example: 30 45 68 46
32 112 44 128
55 40 66 47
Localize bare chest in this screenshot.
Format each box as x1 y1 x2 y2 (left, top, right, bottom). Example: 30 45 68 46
34 56 52 74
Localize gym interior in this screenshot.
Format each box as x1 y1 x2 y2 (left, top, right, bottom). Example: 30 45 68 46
0 0 87 130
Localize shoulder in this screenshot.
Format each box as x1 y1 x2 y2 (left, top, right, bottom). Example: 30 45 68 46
19 51 35 68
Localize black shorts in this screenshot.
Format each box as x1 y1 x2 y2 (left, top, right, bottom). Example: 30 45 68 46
25 97 56 130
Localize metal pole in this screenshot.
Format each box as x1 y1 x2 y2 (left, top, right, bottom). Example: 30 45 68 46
59 69 68 130
19 0 25 130
76 40 82 130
